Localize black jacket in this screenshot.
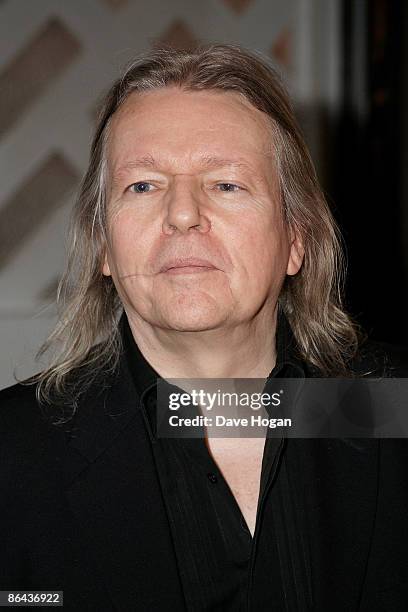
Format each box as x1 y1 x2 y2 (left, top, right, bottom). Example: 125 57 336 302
1 322 408 611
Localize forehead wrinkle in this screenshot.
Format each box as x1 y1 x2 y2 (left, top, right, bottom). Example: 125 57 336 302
111 153 271 183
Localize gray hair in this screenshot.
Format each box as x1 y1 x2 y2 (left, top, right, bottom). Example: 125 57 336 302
20 43 363 424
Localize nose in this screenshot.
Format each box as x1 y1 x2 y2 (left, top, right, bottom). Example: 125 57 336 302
162 176 211 235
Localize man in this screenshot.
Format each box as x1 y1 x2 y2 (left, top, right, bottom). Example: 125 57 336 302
1 44 408 611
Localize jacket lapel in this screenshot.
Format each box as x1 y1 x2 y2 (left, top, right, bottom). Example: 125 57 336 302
62 353 186 611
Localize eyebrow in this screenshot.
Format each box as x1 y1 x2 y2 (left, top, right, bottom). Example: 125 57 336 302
112 154 256 181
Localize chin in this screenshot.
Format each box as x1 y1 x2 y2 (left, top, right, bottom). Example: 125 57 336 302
164 319 222 332
163 312 226 332
158 299 228 332
155 291 228 331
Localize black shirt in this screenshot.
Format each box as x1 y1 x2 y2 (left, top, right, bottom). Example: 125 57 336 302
121 307 314 611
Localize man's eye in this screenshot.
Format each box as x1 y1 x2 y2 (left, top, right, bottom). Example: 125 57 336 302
216 183 242 192
128 182 154 193
127 182 242 194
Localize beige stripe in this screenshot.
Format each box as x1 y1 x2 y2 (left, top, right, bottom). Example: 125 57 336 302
153 19 198 52
0 17 81 138
222 0 255 15
270 27 293 72
0 152 79 270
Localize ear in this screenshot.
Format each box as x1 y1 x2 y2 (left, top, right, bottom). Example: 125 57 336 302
286 226 304 276
101 248 111 277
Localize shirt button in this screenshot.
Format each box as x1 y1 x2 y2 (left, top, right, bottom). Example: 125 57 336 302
207 472 218 484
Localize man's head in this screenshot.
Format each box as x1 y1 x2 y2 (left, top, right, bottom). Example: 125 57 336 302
30 44 360 412
101 86 304 333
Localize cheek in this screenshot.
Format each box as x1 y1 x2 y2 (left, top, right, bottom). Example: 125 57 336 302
233 220 289 279
107 212 149 274
226 226 289 307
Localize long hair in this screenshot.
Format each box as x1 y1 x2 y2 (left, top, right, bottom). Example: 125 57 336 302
20 43 362 422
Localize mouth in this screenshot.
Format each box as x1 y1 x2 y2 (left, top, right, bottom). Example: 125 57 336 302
159 258 218 275
163 266 216 275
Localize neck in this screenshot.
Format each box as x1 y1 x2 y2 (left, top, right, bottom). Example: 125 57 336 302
125 305 279 380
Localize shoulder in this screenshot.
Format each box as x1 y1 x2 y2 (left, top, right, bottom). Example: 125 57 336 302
0 354 122 443
0 381 61 483
0 379 70 453
350 337 408 377
0 379 46 430
0 378 76 460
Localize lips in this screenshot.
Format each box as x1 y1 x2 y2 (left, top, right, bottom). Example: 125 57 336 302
160 258 218 273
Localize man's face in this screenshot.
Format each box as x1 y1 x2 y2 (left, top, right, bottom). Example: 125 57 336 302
102 87 303 332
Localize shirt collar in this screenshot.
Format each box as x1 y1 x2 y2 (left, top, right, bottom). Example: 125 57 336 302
119 304 306 402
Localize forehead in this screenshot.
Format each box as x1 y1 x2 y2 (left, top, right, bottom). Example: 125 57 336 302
106 87 275 173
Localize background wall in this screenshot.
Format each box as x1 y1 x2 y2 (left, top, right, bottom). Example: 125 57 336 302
332 0 408 351
0 0 405 389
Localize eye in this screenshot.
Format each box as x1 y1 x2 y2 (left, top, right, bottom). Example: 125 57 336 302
216 183 243 192
128 182 154 193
